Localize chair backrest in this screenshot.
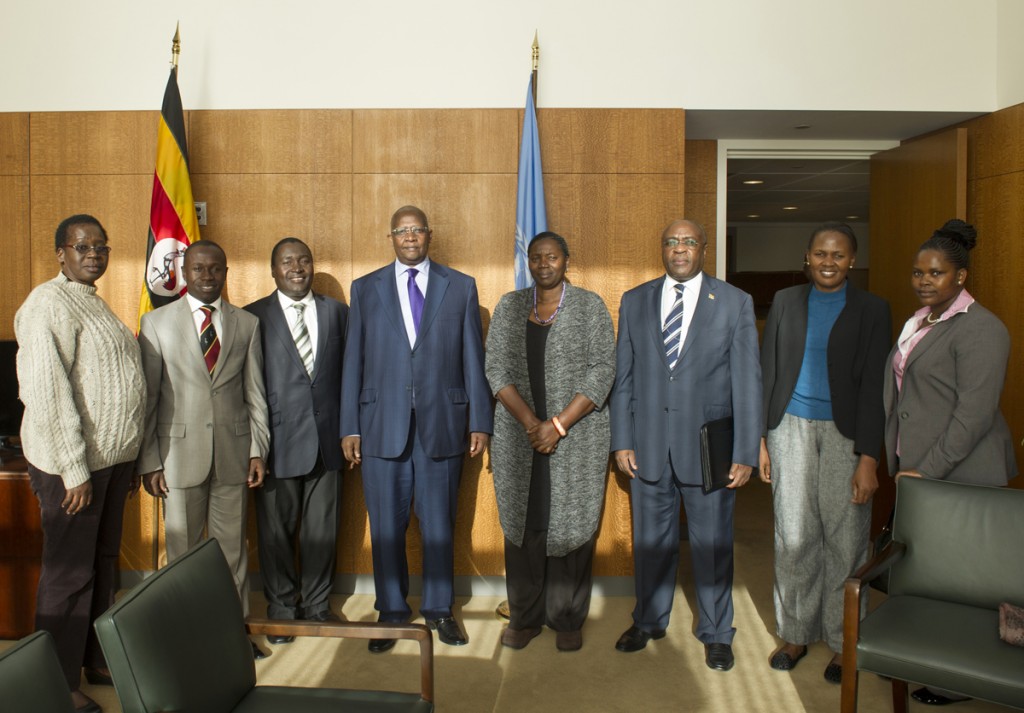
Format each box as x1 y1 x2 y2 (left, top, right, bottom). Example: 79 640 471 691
95 539 256 713
890 477 1024 609
0 631 75 713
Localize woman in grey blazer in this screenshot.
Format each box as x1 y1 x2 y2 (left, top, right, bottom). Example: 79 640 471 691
759 223 891 683
485 232 615 652
885 219 1017 706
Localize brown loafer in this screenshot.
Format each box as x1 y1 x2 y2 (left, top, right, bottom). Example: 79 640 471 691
500 626 541 649
555 630 582 652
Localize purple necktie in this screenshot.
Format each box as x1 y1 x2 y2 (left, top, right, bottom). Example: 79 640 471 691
407 267 424 334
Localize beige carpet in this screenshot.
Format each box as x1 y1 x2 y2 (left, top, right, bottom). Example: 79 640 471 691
5 483 1011 712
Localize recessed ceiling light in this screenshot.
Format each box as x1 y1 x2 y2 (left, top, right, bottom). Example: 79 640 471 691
782 206 799 211
845 215 860 220
794 124 811 130
747 214 760 218
742 179 764 185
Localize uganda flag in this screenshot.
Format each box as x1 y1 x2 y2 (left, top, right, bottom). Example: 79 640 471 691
137 65 200 330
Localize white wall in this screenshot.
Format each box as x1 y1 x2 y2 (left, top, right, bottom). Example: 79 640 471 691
732 222 870 273
0 0 1003 112
997 0 1024 107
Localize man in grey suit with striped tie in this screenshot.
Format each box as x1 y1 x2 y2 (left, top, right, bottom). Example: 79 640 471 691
245 238 348 640
609 219 762 671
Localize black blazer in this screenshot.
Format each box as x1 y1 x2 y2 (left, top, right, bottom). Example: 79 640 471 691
760 282 891 459
245 291 348 477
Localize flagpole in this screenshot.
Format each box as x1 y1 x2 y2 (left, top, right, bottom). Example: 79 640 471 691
531 31 539 103
171 22 180 69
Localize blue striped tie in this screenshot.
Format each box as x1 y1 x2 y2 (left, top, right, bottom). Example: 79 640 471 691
663 284 685 369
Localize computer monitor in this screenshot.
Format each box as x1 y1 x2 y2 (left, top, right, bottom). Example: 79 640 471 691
0 340 24 449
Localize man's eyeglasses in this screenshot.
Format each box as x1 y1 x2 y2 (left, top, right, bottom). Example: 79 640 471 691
662 238 701 250
391 227 429 238
65 244 112 256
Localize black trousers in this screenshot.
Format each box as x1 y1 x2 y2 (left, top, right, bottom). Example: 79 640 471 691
254 455 341 620
504 530 596 632
29 460 133 691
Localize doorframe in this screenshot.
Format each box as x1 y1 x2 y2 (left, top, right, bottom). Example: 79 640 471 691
714 140 900 277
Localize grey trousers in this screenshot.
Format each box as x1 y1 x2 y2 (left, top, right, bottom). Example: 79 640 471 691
767 413 870 652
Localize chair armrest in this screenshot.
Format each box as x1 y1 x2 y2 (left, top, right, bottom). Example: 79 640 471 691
840 541 906 713
246 619 433 703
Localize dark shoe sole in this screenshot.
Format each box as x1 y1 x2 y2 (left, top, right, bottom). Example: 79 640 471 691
368 638 397 654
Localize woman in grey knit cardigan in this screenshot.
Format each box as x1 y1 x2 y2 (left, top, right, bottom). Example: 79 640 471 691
15 215 145 713
485 232 615 652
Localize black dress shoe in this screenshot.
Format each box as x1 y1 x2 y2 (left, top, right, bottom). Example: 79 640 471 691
705 643 735 671
267 634 295 645
911 687 971 706
368 637 397 654
306 609 341 623
615 625 666 652
427 616 468 646
769 646 808 671
251 641 268 660
83 668 114 686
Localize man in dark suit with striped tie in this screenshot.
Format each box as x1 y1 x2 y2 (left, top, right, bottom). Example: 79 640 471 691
609 219 762 671
245 238 348 641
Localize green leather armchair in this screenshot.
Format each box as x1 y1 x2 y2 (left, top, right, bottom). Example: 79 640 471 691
95 539 434 713
841 477 1024 713
0 631 76 713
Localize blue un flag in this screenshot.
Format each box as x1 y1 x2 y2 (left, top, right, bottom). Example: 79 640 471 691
514 75 547 290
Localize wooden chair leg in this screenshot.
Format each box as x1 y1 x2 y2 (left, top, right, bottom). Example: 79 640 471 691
840 666 859 713
891 678 908 713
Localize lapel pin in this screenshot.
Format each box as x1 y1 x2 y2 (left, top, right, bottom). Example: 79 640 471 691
708 293 716 300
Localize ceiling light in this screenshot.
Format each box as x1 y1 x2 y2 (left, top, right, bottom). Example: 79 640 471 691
746 214 760 218
846 215 860 220
782 206 798 211
742 179 764 185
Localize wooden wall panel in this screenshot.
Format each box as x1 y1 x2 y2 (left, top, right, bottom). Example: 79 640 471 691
0 177 31 340
189 173 354 307
353 110 518 174
967 102 1024 181
0 113 29 175
29 175 153 332
685 139 718 277
869 128 967 333
967 172 1024 485
30 112 160 176
189 110 353 175
540 109 686 174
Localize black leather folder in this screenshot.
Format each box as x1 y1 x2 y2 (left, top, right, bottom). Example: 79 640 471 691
699 416 734 494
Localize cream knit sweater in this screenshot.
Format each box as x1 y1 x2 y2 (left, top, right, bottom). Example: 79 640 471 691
14 273 146 488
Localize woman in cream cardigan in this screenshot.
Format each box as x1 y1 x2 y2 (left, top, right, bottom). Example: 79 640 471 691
485 232 615 653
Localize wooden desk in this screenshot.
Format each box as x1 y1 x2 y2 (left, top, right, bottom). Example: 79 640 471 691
0 454 41 638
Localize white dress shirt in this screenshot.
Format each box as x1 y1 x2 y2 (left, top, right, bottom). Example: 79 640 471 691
661 271 702 350
276 289 318 361
186 294 224 338
393 258 430 349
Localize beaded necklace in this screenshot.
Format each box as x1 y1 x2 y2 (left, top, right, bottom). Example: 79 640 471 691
533 281 566 325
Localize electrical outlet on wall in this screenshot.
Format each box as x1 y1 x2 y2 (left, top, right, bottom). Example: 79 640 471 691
195 202 207 226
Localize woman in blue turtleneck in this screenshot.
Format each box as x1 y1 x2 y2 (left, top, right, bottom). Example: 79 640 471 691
758 222 891 684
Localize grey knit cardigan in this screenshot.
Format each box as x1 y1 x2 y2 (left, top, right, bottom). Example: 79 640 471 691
484 283 615 556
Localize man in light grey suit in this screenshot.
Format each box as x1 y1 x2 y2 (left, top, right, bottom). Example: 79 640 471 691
245 238 348 641
138 241 269 654
610 219 762 671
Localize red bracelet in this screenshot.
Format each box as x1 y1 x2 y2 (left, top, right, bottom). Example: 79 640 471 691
551 416 567 437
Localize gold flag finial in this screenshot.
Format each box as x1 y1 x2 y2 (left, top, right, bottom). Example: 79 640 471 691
531 31 539 71
171 22 181 69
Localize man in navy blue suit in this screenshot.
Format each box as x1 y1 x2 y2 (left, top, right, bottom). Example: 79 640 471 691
341 205 492 653
610 219 762 671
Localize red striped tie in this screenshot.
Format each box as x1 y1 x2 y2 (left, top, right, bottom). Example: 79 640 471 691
199 305 220 376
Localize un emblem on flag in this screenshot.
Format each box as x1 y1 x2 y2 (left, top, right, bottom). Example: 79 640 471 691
147 239 189 297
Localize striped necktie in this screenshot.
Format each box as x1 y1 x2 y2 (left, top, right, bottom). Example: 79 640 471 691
662 283 685 369
291 302 314 376
199 305 220 376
